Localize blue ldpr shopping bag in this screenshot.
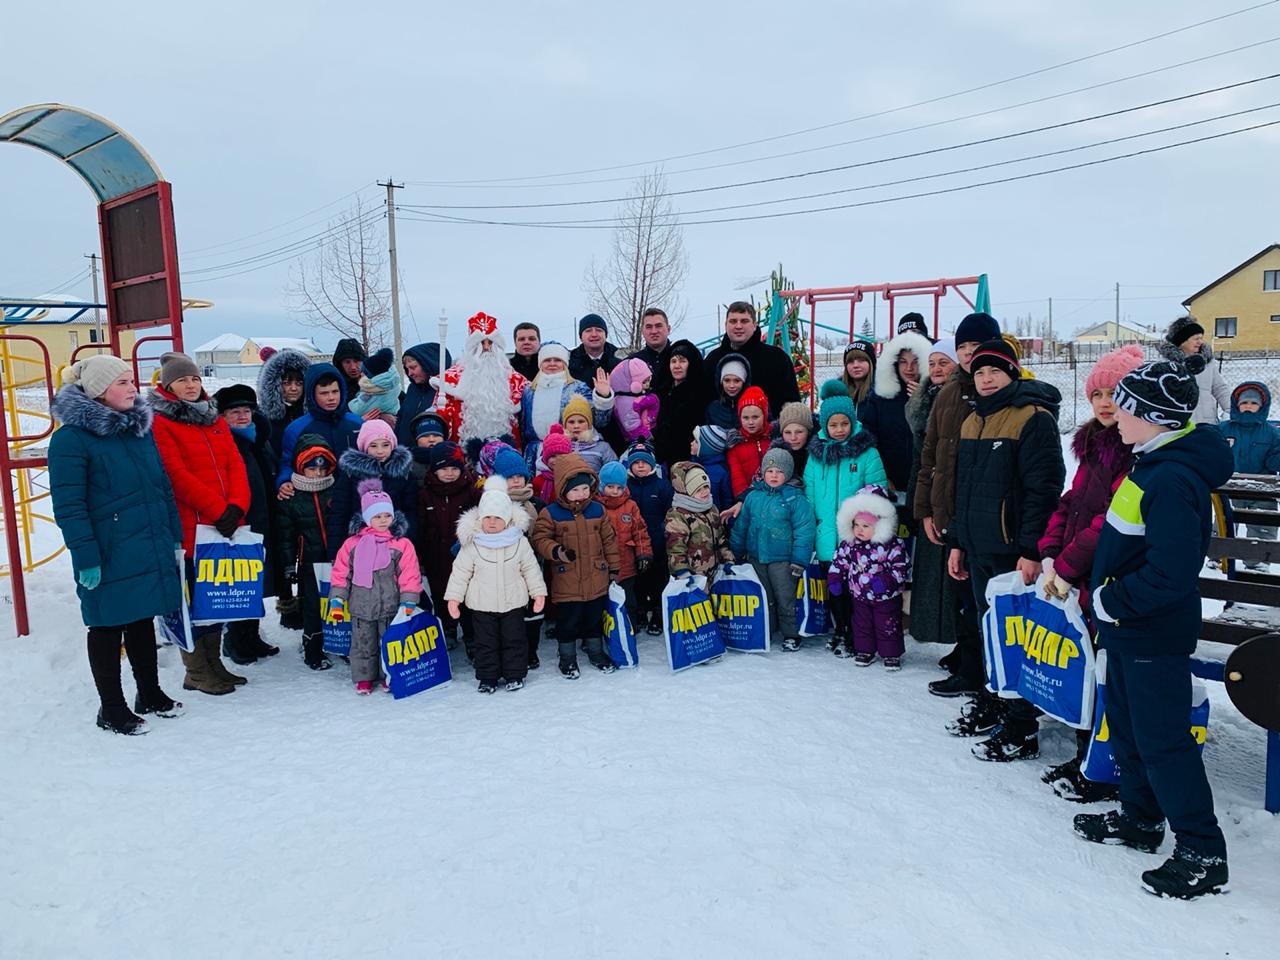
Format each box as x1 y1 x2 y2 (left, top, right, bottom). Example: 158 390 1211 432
661 575 725 672
381 606 453 699
604 582 638 668
711 563 770 653
313 563 351 657
795 555 829 637
190 525 266 623
156 548 195 652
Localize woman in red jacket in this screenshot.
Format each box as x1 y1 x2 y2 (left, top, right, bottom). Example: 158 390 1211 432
150 352 252 696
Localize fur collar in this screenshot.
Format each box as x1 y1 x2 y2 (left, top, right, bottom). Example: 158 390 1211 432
346 510 409 538
1155 337 1212 366
725 426 768 449
1072 419 1132 474
873 331 934 400
337 444 412 482
807 426 877 464
837 490 897 544
50 385 153 438
454 503 531 547
148 387 219 426
255 349 312 421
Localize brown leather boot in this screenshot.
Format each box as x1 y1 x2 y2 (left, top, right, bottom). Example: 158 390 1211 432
201 630 247 686
180 643 234 696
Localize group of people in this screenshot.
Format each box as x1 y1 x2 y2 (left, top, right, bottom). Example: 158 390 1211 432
48 300 1275 900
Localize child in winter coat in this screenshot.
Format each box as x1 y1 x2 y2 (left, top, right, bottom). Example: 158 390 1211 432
489 445 549 667
347 347 402 420
1034 343 1141 801
276 434 339 670
534 424 573 503
598 460 654 625
446 487 548 694
729 449 816 651
626 442 674 635
562 395 618 474
1220 380 1280 564
328 419 418 557
1074 359 1234 900
609 357 661 443
666 461 734 578
328 480 423 694
773 401 815 480
531 454 621 679
417 441 483 654
690 426 734 511
804 379 889 655
705 353 750 429
727 386 772 497
950 339 1065 763
828 485 911 669
408 411 447 485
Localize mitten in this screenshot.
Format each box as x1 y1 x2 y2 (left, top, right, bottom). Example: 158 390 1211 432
77 567 102 590
214 505 243 538
400 603 419 618
826 572 844 596
789 563 805 579
327 598 348 623
553 545 577 563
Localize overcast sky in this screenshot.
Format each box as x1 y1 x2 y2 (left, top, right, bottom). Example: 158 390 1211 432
2 0 1278 356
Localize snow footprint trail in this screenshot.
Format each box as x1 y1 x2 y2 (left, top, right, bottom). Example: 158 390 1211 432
1 559 1278 959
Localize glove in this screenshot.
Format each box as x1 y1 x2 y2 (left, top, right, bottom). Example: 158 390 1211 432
77 567 102 590
637 557 652 573
1045 573 1072 601
552 545 577 563
284 565 299 585
827 573 844 596
400 603 419 618
214 505 243 538
327 598 348 623
789 563 805 579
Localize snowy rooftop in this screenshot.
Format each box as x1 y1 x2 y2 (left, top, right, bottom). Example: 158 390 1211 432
191 333 247 353
191 334 320 356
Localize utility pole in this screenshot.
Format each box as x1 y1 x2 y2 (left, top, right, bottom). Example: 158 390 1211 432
1047 297 1053 343
379 178 404 358
1114 282 1120 333
84 253 102 345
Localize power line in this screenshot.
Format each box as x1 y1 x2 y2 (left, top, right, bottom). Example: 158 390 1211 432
184 208 384 278
399 74 1280 212
407 0 1279 187
182 184 376 257
395 117 1280 230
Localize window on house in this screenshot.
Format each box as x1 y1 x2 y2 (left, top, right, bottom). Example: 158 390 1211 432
89 328 99 343
1271 315 1280 323
1214 317 1237 338
1265 269 1280 291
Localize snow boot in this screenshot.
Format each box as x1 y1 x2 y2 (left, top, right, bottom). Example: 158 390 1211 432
584 636 615 674
221 622 259 666
202 631 246 686
1041 758 1079 785
824 635 837 652
832 639 851 658
853 652 875 667
133 690 185 719
928 674 980 698
96 705 148 736
972 725 1039 762
937 645 961 674
506 679 525 692
945 696 1002 737
558 640 580 679
355 680 373 695
1054 769 1120 804
247 633 280 658
883 656 902 672
1073 810 1164 854
302 632 332 671
1141 845 1228 899
180 644 234 696
782 637 800 652
477 681 497 694
645 612 663 636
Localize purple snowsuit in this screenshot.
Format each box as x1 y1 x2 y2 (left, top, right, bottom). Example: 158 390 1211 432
828 487 911 658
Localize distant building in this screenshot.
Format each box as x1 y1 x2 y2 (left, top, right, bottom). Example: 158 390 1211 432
1073 321 1156 344
1182 243 1280 353
191 334 323 376
0 314 138 381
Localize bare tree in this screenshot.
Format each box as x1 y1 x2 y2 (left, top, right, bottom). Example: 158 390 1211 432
584 170 688 352
815 334 838 363
287 197 390 350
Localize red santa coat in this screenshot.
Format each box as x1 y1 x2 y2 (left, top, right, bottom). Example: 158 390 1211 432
434 362 527 446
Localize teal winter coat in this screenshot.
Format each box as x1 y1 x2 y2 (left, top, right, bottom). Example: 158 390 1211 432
730 479 816 565
49 385 183 627
803 423 889 561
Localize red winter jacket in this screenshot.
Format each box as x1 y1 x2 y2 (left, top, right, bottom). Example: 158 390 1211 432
597 491 653 580
149 386 251 553
727 428 771 498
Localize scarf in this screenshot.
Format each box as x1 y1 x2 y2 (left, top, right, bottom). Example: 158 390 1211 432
673 493 714 513
291 472 334 492
475 526 524 549
351 529 393 589
507 484 534 505
230 422 257 442
531 375 567 439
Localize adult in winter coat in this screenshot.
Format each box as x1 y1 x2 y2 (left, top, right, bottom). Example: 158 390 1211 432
839 338 876 411
395 342 452 448
275 362 364 490
568 313 622 385
1219 380 1280 555
702 301 801 408
149 352 252 696
256 347 310 452
326 419 418 559
652 339 709 468
331 337 367 400
518 341 615 469
705 352 752 430
1157 316 1229 425
859 330 932 495
49 355 185 735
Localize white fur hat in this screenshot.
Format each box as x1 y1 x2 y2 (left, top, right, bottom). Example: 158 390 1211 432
477 487 513 525
538 341 570 366
837 485 898 545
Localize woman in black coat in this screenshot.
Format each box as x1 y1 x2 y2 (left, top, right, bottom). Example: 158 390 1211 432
652 339 709 468
857 331 932 498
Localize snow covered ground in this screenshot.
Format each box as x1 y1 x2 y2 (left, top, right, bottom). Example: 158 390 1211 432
1 549 1279 960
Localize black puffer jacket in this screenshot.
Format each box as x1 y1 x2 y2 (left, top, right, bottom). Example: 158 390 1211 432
703 327 801 409
326 444 419 560
653 339 709 467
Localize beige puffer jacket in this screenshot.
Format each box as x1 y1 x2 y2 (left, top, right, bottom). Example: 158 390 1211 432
443 506 547 613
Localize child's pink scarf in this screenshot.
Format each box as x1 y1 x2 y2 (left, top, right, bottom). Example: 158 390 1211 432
352 528 392 588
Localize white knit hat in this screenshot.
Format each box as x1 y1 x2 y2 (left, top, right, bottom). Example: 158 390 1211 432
538 341 571 366
477 487 513 525
63 355 132 399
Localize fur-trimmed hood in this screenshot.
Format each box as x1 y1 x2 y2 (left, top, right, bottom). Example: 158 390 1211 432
1071 419 1131 474
454 501 532 547
148 385 219 426
807 422 877 464
837 486 897 544
255 348 311 421
346 510 410 538
873 331 934 400
1155 334 1212 370
51 385 153 438
336 444 413 482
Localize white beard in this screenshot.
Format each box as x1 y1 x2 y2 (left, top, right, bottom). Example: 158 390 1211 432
455 348 516 443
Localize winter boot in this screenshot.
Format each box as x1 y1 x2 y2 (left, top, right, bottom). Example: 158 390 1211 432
221 623 259 666
506 679 525 692
645 612 663 636
1041 758 1079 785
853 652 875 666
558 640 580 679
1141 845 1228 899
1073 810 1164 854
945 696 1002 737
584 636 616 674
883 656 902 671
938 645 961 674
1053 768 1120 804
302 632 332 671
180 644 234 696
477 681 497 694
247 633 280 658
202 631 246 686
96 705 148 735
972 724 1040 762
782 637 800 652
133 690 185 719
928 674 980 698
832 640 851 658
355 680 373 695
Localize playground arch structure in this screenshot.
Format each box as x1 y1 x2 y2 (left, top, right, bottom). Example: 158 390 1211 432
0 103 187 637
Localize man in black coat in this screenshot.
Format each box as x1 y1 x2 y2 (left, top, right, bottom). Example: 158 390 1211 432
510 322 542 382
568 314 621 384
332 338 367 400
703 301 801 407
631 306 674 374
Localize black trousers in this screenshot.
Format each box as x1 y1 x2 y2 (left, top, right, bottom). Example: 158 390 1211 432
87 619 161 712
635 556 667 621
525 598 544 659
473 608 529 683
965 552 1040 731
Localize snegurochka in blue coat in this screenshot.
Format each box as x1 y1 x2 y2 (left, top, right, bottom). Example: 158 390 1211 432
48 355 186 736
